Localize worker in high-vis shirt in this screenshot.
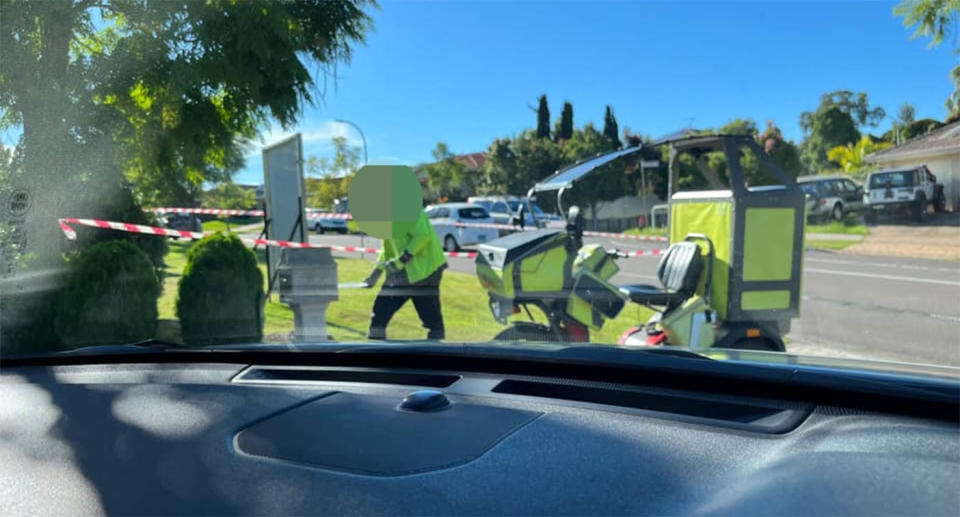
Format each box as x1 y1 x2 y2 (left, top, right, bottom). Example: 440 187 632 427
363 209 447 340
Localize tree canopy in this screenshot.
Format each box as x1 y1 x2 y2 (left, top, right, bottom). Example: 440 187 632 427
895 0 960 117
0 0 374 263
801 105 861 172
799 90 886 134
535 95 551 139
556 102 574 142
904 118 946 139
421 142 471 202
603 105 621 149
305 136 362 209
203 182 256 211
827 136 891 174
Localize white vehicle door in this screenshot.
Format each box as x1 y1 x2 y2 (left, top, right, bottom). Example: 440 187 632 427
454 206 492 245
490 201 510 224
428 207 453 240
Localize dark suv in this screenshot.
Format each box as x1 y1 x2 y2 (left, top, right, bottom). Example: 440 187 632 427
797 176 864 221
162 213 202 232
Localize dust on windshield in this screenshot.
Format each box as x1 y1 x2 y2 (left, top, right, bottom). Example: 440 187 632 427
1 0 958 372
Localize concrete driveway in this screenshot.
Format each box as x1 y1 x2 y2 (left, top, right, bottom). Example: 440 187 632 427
847 212 960 260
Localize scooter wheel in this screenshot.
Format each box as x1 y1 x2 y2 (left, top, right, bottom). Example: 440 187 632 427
728 337 783 352
494 323 555 343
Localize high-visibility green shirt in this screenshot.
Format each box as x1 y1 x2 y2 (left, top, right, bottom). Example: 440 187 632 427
377 210 447 284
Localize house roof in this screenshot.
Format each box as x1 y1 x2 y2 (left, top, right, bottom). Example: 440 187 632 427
413 151 486 184
867 121 960 163
455 152 486 169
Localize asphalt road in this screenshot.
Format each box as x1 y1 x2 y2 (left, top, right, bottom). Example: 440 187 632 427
289 231 960 367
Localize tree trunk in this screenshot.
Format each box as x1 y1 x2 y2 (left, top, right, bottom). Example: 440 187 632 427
16 4 78 268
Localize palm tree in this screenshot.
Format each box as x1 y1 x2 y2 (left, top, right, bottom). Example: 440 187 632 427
827 137 891 173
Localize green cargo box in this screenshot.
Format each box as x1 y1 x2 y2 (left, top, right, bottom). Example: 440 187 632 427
476 229 570 301
666 137 805 334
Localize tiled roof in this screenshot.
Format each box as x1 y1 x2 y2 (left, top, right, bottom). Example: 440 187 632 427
867 121 960 162
455 152 486 169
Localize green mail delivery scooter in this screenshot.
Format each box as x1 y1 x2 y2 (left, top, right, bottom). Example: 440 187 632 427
474 134 804 351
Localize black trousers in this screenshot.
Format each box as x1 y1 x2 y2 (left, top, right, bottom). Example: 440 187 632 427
368 268 445 340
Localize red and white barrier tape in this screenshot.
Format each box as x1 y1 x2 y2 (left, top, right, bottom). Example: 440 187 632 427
621 248 664 257
57 218 473 258
153 207 662 241
453 221 668 242
151 207 264 216
150 207 352 219
584 230 667 242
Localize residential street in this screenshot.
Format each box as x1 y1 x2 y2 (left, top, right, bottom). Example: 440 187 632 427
277 231 960 367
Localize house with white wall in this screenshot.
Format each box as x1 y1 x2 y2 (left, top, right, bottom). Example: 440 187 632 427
866 121 960 211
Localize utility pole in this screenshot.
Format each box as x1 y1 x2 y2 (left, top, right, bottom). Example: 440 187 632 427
336 119 368 164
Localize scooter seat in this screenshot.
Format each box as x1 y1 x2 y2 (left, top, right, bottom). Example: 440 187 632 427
619 284 685 306
618 241 705 308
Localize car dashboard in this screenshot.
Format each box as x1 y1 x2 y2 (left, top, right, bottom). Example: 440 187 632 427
1 356 957 516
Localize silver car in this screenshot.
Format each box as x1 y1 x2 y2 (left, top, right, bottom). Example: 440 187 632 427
797 176 864 222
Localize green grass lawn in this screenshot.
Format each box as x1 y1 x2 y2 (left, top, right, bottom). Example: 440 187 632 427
158 242 652 344
804 239 858 251
201 220 230 232
805 214 868 235
201 215 264 233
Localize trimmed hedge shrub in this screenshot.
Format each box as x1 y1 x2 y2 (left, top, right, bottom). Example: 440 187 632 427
176 233 263 345
1 280 63 354
54 240 160 348
88 185 169 271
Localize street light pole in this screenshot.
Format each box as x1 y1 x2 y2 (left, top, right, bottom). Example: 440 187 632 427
336 119 368 164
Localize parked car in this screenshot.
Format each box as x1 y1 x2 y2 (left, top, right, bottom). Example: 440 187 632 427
466 195 553 228
306 208 348 234
162 213 202 233
425 203 495 251
864 165 946 223
797 175 863 222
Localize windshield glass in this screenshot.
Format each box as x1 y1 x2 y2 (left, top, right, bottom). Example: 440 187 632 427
870 171 916 188
1 0 958 378
799 183 821 196
458 207 489 219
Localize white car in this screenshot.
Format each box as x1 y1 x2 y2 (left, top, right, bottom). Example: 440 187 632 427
306 208 348 234
864 165 946 222
425 203 495 251
466 195 554 228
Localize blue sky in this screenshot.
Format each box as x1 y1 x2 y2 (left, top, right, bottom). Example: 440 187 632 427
233 0 955 184
2 1 954 186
